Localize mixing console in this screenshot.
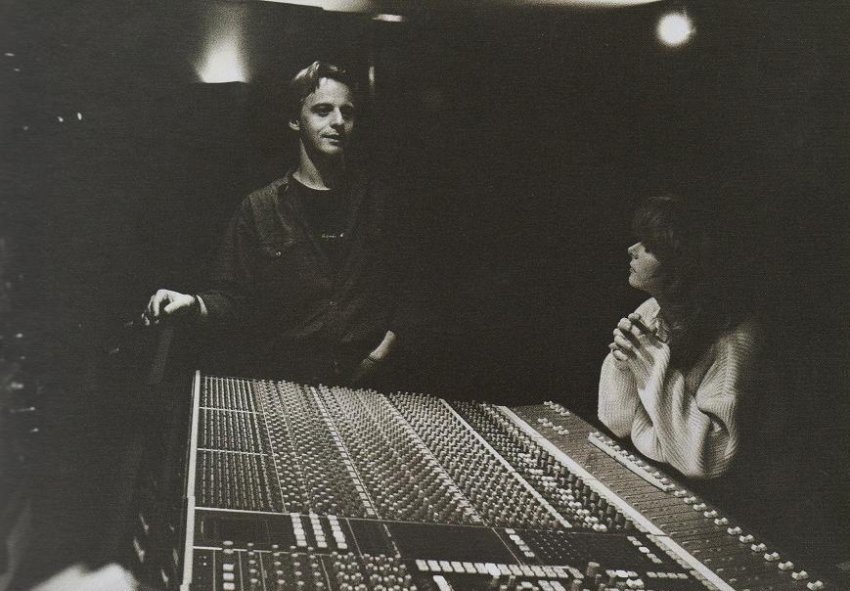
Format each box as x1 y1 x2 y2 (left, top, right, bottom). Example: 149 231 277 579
134 373 835 591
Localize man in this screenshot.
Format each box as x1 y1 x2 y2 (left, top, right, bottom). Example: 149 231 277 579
143 61 401 385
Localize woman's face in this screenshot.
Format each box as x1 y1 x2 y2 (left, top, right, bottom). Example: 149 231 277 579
628 241 664 296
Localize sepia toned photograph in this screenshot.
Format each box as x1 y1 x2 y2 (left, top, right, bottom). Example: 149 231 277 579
2 1 848 590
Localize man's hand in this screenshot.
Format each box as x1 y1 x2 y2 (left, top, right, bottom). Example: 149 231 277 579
350 356 382 386
350 330 397 385
142 289 200 326
610 313 667 387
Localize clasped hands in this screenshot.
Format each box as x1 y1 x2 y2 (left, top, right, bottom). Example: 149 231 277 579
609 313 667 387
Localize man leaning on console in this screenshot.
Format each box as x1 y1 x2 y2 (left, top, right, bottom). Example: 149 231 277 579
144 62 402 387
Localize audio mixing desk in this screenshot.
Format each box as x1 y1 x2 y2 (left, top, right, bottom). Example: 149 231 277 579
130 372 835 591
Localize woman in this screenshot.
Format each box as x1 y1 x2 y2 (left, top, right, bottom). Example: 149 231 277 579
598 194 762 479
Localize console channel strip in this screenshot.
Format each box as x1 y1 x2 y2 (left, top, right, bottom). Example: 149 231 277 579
163 373 833 591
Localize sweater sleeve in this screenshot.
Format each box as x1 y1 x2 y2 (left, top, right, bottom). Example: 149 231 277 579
598 299 660 438
598 352 644 438
630 321 761 479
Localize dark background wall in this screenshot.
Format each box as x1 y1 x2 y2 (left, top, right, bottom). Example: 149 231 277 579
5 0 847 401
2 0 849 582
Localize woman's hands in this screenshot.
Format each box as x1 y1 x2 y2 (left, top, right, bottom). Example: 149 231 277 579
609 313 668 388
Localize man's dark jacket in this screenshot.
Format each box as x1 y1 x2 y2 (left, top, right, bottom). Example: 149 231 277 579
197 171 403 382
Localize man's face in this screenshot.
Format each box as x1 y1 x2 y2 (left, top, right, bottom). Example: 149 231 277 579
290 77 355 159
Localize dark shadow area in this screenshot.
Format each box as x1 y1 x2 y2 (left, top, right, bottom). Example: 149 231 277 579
2 0 849 587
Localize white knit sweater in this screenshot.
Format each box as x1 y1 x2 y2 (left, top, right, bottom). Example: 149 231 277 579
598 298 761 479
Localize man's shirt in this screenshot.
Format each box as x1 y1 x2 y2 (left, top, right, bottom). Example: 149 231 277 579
197 171 404 382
